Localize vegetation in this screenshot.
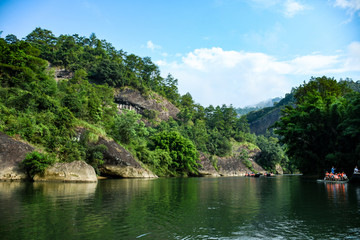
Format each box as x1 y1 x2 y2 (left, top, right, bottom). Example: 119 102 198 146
5 28 357 178
275 76 360 176
21 151 55 178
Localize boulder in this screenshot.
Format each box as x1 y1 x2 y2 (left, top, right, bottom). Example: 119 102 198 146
97 137 157 178
0 132 34 181
33 161 97 182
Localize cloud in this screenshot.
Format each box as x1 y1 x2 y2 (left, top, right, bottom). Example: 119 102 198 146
249 0 308 17
146 40 161 50
157 43 360 107
283 0 306 17
343 41 360 71
334 0 360 13
333 0 360 22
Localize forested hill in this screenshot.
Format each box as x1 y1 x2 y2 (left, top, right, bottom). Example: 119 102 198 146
0 28 295 177
235 97 282 116
246 79 360 135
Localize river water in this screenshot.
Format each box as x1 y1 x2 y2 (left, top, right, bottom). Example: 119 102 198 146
1 175 360 240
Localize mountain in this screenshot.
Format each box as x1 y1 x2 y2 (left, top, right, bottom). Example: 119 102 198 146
235 97 282 116
246 93 295 135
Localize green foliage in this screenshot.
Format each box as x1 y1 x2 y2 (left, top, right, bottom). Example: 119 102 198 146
149 131 200 176
85 144 107 174
1 28 303 177
109 109 148 145
238 149 253 172
206 128 232 157
21 151 55 178
275 76 358 175
256 135 288 172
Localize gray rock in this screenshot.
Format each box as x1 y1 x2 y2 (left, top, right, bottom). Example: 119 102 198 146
114 88 180 121
198 146 266 177
198 153 221 177
97 137 157 178
0 132 34 181
33 161 98 182
100 164 157 178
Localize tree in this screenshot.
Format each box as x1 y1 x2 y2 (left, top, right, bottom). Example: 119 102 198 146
25 27 57 62
149 131 200 175
275 76 354 175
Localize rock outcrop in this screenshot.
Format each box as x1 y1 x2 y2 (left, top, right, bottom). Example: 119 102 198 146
33 161 98 182
198 145 266 176
97 137 157 178
198 153 220 177
114 88 180 121
0 132 34 181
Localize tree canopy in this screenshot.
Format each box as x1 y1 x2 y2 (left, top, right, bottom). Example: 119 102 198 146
275 76 360 176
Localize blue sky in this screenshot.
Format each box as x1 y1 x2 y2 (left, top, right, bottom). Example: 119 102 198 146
1 0 359 107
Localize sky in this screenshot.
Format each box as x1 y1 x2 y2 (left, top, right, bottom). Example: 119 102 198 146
1 0 359 107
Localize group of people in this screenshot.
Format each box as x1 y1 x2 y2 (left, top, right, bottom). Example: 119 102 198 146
324 166 348 181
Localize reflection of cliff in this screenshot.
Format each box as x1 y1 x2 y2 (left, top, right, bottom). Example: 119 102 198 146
0 182 26 197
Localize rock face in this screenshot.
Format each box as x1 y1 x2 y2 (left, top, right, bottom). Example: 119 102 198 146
97 137 157 178
114 88 180 121
33 161 97 182
198 153 220 177
198 146 266 176
0 132 34 181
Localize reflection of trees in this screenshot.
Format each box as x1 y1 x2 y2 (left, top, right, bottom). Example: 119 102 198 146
0 181 102 240
2 178 360 239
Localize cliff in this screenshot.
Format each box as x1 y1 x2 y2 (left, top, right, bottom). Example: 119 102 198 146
114 88 180 122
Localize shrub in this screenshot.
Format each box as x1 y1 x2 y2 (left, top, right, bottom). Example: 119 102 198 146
21 151 55 178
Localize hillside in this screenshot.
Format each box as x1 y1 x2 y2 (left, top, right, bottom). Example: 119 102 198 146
1 28 293 180
246 92 295 135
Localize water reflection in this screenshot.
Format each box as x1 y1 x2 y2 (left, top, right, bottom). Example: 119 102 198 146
324 182 348 202
33 182 97 199
0 177 360 240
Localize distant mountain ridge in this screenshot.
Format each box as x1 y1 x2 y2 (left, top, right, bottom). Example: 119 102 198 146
235 97 282 116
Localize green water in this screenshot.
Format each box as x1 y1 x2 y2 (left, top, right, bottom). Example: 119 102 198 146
1 175 360 240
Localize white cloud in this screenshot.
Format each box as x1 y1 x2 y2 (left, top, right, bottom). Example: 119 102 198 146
283 0 306 17
249 0 308 17
343 41 360 71
157 43 360 107
333 0 360 21
146 40 161 50
334 0 360 12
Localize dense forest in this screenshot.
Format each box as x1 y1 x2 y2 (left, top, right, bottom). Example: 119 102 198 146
1 28 359 177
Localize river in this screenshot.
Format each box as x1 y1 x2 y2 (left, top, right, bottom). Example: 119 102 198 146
1 175 360 239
